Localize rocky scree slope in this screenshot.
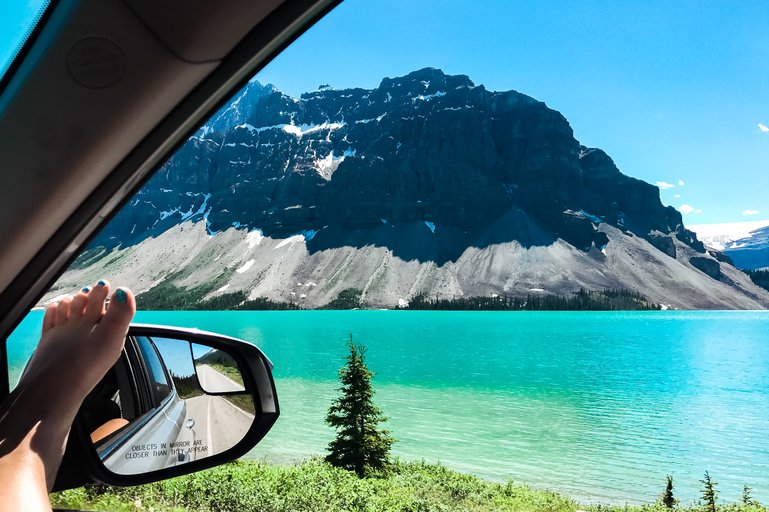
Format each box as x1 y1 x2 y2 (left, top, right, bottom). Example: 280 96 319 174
49 68 769 309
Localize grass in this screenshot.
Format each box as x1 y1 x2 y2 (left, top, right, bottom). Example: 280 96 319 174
222 394 255 415
207 363 244 387
50 459 768 512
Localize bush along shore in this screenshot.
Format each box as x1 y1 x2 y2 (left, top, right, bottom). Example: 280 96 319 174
50 459 768 512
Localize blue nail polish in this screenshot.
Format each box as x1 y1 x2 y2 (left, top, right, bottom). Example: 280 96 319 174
97 280 106 286
82 286 90 293
115 289 127 303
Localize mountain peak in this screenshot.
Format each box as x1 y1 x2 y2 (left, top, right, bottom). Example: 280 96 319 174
379 67 475 92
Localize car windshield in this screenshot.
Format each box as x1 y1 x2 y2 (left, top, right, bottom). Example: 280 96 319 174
0 0 50 81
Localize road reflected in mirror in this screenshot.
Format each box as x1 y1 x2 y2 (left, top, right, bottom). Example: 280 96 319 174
191 344 246 393
87 334 255 475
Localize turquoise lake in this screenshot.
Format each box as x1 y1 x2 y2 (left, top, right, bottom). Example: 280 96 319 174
7 310 769 504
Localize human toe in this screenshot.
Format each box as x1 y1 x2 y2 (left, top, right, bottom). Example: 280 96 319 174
84 279 111 322
54 296 72 326
42 302 57 333
99 287 136 333
69 288 90 320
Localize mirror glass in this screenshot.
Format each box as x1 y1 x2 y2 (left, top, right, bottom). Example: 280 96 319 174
84 334 256 475
191 344 246 393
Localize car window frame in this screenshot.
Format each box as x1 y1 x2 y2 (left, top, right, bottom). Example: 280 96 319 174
135 336 173 407
96 336 176 458
0 0 343 399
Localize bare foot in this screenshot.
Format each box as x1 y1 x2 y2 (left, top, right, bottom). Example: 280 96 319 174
22 280 135 400
0 280 135 508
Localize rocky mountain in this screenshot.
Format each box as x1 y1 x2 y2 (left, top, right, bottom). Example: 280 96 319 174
47 68 769 309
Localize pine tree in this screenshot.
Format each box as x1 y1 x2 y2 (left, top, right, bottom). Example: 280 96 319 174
661 474 676 509
742 484 753 506
326 334 394 477
700 471 718 512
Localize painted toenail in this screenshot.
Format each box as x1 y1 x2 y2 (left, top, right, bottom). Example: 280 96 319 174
82 286 90 293
115 289 127 303
97 280 106 286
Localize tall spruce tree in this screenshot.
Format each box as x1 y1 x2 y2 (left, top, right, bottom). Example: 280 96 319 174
661 474 676 509
700 471 718 512
326 334 394 477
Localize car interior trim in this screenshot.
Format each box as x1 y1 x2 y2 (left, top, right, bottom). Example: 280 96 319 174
0 0 341 342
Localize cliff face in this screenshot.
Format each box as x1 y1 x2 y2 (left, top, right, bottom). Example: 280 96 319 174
55 68 768 309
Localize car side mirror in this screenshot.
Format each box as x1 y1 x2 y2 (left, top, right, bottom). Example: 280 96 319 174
71 324 279 486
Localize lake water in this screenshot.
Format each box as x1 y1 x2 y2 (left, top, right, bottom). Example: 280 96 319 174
7 310 769 504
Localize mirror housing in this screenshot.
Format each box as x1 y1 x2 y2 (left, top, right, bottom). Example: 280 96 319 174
57 324 279 489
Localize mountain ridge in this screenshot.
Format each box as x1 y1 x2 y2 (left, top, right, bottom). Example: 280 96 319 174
47 68 769 309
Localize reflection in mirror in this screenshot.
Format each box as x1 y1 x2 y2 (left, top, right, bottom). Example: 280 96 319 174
86 335 256 475
191 344 246 394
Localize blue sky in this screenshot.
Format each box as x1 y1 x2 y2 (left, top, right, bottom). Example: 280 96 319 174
2 1 766 225
258 0 769 225
0 0 48 78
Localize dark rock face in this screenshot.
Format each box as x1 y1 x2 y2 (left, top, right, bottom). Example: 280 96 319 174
649 234 676 259
690 257 722 280
708 250 734 266
92 68 707 266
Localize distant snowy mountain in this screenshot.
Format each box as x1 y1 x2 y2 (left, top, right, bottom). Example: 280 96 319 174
689 220 769 270
689 220 769 251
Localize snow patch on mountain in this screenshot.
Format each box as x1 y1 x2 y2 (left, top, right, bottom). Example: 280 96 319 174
300 229 318 241
181 193 211 221
413 91 446 102
236 259 255 273
160 207 180 220
246 229 263 249
577 209 602 224
283 121 345 138
274 234 306 249
314 151 346 180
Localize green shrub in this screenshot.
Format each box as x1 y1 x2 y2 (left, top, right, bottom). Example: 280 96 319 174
50 460 769 512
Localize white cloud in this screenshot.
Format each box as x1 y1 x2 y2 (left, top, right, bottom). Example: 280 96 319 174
695 209 703 214
656 181 676 190
674 194 681 198
758 123 769 133
679 204 696 214
742 209 760 216
678 179 685 186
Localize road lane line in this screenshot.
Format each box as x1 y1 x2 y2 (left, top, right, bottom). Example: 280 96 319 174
206 396 213 454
